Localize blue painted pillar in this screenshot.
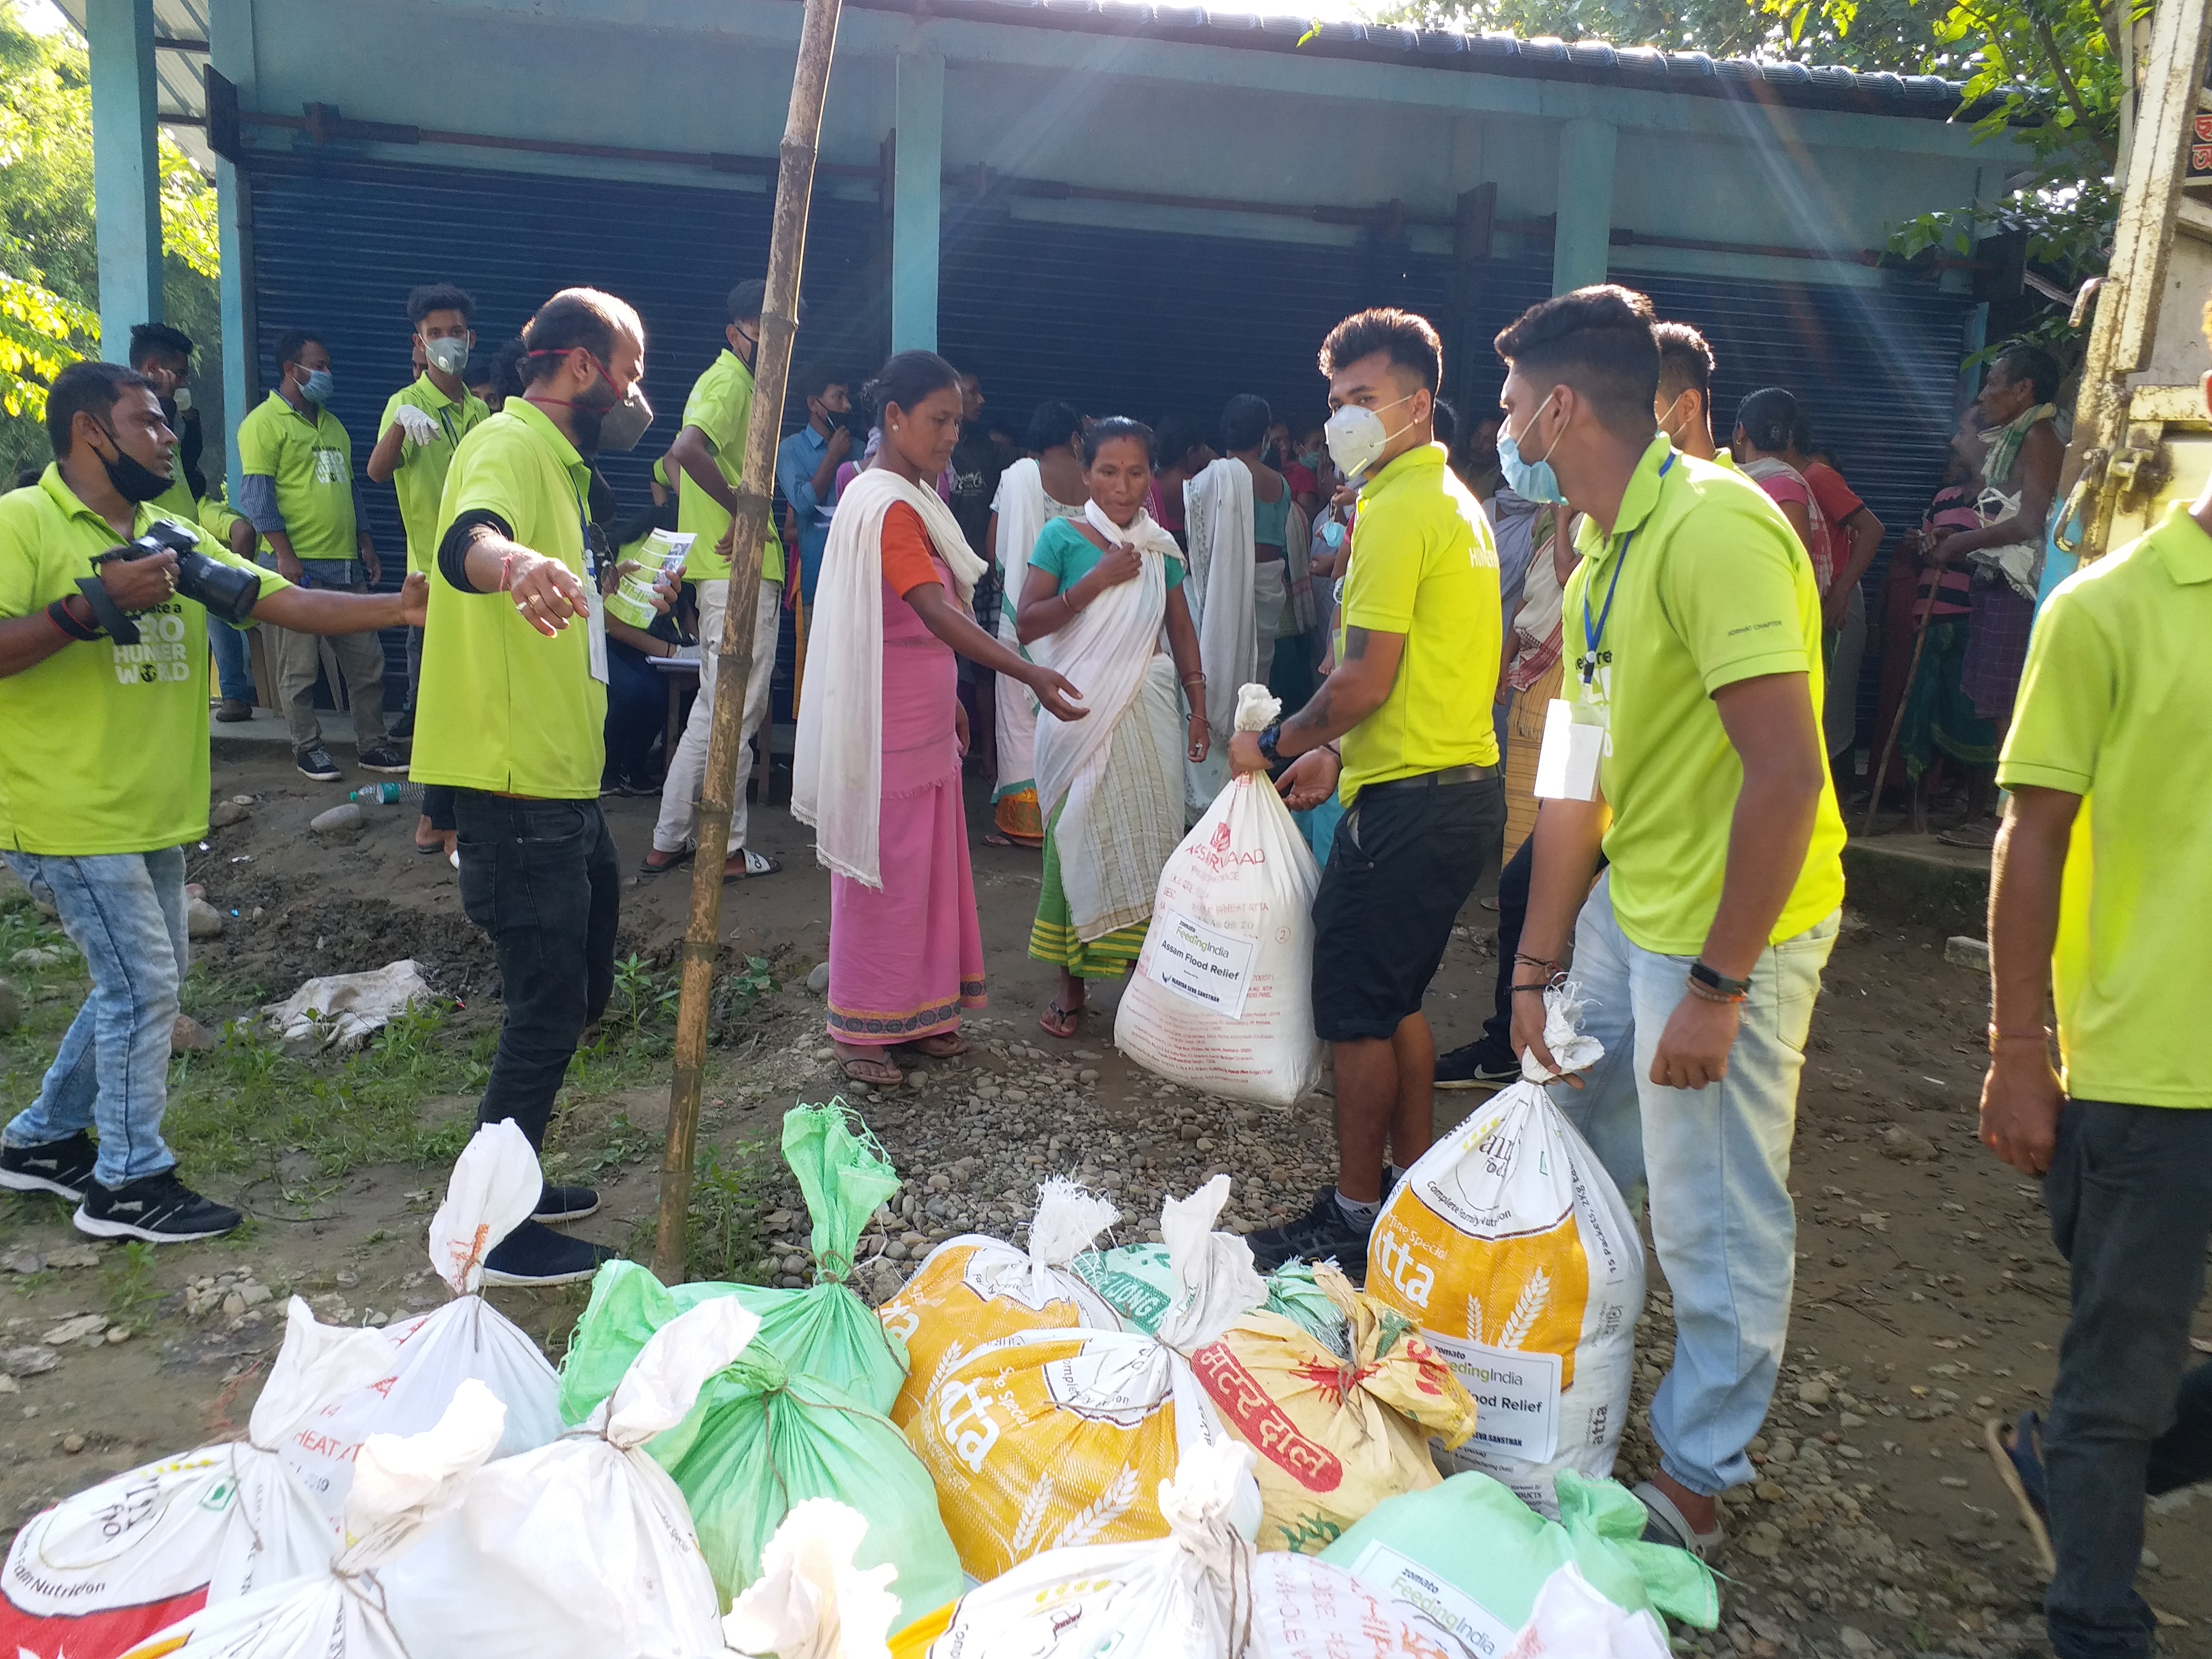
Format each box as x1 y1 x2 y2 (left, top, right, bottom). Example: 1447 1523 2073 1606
210 0 256 505
1551 118 1617 296
891 48 944 353
86 0 164 355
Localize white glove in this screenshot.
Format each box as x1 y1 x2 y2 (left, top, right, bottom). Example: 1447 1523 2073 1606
393 404 439 446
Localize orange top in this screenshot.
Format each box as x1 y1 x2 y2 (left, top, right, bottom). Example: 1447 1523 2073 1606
882 503 944 597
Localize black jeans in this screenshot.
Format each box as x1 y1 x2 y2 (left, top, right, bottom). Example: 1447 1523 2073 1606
2043 1099 2212 1659
454 793 621 1150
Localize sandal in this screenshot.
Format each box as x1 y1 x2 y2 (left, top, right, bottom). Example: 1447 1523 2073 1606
1987 1411 2057 1580
723 848 783 880
902 1033 968 1058
1039 1000 1083 1040
637 846 694 877
1631 1480 1725 1562
838 1050 903 1088
982 832 1020 848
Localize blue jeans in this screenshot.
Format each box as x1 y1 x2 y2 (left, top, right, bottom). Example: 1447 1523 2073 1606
1549 870 1838 1496
1 847 189 1187
208 616 252 703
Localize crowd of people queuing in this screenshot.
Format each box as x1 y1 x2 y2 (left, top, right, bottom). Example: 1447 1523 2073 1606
1 261 2205 1659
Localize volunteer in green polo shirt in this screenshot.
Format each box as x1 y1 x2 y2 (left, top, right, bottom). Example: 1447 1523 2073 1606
0 361 424 1245
1976 310 2212 1659
366 282 490 743
237 328 405 783
1228 307 1506 1279
644 277 788 882
1501 286 1844 1560
413 285 665 1287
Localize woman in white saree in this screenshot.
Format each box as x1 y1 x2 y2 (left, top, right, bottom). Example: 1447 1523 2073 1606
1016 419 1209 1040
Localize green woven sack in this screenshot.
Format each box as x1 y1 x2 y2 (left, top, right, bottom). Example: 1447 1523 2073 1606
556 1257 958 1629
559 1104 908 1419
1319 1468 1719 1648
1073 1242 1345 1346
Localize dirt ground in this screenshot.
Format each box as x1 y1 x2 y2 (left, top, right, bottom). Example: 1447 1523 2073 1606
2 742 2208 1659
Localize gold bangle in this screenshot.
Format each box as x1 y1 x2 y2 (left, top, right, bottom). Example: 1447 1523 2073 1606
1988 1024 2053 1049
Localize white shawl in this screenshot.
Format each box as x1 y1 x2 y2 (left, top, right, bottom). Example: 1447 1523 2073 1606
1032 501 1185 940
1181 457 1256 743
793 467 986 889
991 457 1052 798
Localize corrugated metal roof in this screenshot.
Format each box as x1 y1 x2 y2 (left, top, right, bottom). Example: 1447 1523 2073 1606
847 0 1985 121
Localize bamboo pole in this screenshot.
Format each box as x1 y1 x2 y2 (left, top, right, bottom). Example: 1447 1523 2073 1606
655 0 843 1282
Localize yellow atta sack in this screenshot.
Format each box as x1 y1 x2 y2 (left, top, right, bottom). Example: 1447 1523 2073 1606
903 1178 1266 1581
1365 988 1644 1515
1188 1264 1478 1555
877 1179 1124 1431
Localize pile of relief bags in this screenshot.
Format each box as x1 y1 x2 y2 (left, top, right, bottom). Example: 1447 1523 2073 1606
0 1011 1707 1659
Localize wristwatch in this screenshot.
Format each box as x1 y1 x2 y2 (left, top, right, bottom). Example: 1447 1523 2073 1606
1256 723 1284 767
1687 960 1752 998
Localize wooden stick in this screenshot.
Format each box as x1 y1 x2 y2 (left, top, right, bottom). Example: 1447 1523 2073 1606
1860 563 1942 842
654 0 844 1283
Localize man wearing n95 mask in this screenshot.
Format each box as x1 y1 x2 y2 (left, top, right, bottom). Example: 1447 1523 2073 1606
1232 307 1505 1280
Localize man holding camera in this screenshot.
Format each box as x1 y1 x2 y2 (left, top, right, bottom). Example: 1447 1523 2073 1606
0 362 426 1242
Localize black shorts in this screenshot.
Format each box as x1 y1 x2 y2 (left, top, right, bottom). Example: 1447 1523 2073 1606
1311 773 1505 1043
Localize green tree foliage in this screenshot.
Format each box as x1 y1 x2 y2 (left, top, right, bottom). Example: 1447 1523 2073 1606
1383 0 2123 348
0 0 221 479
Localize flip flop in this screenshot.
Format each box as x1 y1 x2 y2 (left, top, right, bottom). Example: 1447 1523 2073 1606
723 848 783 880
1039 1001 1083 1040
1631 1481 1725 1562
900 1033 968 1058
839 1051 903 1088
637 847 694 877
982 831 1019 848
1986 1412 2058 1580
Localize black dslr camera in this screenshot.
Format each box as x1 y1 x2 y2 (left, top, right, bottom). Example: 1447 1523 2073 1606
77 520 261 645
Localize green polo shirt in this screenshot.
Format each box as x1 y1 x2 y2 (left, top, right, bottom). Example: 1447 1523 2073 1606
1997 502 2212 1108
1337 442 1502 804
409 399 605 800
379 376 491 576
0 468 287 854
676 349 784 585
236 391 357 561
1563 435 1845 955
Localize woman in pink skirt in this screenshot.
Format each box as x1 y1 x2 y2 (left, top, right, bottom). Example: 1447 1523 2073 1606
792 351 1085 1088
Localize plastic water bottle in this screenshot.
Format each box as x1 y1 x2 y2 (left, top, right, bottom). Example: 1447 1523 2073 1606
350 782 423 806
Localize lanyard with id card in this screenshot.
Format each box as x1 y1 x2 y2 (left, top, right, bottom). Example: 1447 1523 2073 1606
1533 454 1673 802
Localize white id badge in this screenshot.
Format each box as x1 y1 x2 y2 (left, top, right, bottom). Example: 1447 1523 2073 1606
1532 697 1604 801
585 585 610 685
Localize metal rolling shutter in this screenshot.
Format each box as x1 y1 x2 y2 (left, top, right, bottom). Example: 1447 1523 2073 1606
244 153 884 712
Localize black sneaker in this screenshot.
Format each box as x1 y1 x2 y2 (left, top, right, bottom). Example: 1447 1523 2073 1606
74 1169 241 1243
357 744 410 774
481 1219 617 1286
0 1131 98 1202
297 745 343 782
1434 1038 1522 1090
1244 1187 1376 1279
533 1183 600 1225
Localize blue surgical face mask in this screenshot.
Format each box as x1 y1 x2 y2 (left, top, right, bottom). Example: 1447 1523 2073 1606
1321 517 1346 551
299 367 335 405
1496 391 1565 505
